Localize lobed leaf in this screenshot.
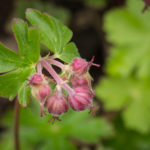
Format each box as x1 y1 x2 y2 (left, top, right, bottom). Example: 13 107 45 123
104 0 150 78
0 18 40 104
58 42 80 63
26 8 72 54
96 77 150 133
96 0 150 133
0 67 34 100
96 77 131 110
13 19 40 64
0 105 113 150
0 42 27 73
123 99 150 133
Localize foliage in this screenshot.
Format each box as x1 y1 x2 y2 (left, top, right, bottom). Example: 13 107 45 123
26 9 79 63
0 7 112 150
0 18 38 102
1 0 150 149
104 116 150 150
0 9 79 106
96 0 150 133
0 101 113 150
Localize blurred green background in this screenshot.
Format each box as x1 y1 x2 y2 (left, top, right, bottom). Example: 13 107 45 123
1 0 150 150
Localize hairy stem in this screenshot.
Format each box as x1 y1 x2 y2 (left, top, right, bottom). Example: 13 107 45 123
14 98 20 150
37 62 42 74
42 60 74 94
46 59 65 69
42 60 62 83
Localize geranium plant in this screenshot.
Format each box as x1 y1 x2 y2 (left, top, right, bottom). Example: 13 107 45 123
0 9 100 149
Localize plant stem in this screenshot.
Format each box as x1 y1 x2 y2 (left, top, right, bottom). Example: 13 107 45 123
42 60 74 94
46 59 65 69
42 60 62 83
14 98 20 150
37 62 42 74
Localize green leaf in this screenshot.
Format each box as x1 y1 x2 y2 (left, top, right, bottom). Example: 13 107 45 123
96 145 110 150
106 116 150 150
0 42 27 73
96 77 150 133
58 42 80 63
0 68 34 100
13 19 40 64
18 80 32 107
96 77 131 110
26 8 72 54
40 137 77 150
0 11 41 105
0 105 113 150
122 99 150 133
60 111 113 143
104 0 150 79
69 117 113 143
96 0 150 133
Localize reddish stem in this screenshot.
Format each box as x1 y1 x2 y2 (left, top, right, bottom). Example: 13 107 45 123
42 60 74 94
37 62 42 74
14 98 20 150
46 59 65 69
42 60 62 83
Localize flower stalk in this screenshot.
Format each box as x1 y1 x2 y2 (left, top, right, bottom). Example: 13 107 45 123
46 59 65 69
42 60 74 95
14 97 20 150
37 62 42 74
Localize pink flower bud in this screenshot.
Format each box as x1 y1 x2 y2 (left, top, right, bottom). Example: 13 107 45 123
46 91 68 117
71 56 100 75
31 84 51 117
71 75 88 87
71 58 88 75
31 84 51 102
68 86 93 111
39 85 51 100
27 74 43 86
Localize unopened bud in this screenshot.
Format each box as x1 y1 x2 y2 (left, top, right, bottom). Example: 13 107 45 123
71 57 100 75
71 75 88 87
71 58 88 75
46 91 68 117
31 84 51 102
27 74 43 86
68 86 93 111
31 84 51 117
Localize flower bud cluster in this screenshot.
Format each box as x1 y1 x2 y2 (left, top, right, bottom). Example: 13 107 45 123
28 56 100 124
